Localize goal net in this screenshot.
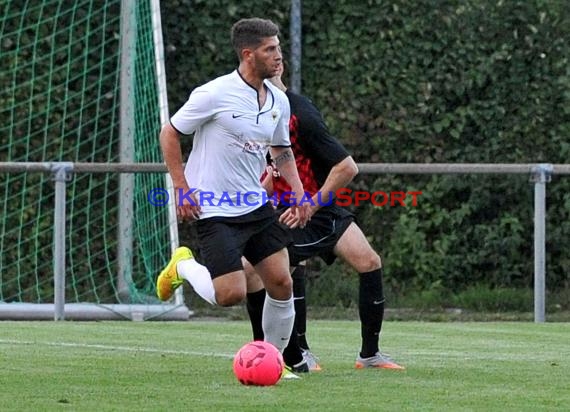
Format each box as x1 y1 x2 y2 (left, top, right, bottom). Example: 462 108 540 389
0 0 189 319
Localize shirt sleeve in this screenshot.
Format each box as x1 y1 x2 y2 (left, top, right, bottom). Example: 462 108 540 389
170 88 214 135
271 91 292 147
295 94 349 169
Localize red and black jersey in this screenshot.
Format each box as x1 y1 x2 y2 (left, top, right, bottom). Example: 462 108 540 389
272 90 350 200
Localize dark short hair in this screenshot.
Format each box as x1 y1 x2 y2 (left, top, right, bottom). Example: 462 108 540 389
231 18 280 60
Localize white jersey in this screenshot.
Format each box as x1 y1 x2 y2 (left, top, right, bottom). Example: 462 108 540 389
170 70 291 219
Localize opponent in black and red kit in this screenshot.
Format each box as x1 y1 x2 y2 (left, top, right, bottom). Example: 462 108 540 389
245 63 405 372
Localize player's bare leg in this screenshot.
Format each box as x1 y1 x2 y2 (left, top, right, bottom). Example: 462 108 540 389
212 270 247 306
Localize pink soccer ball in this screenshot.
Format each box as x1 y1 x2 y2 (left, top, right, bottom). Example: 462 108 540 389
233 341 284 386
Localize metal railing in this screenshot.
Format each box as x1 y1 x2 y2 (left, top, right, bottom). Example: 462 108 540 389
2 161 569 322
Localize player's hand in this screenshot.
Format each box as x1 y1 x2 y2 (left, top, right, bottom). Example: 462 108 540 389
175 188 201 222
291 190 312 228
279 202 311 229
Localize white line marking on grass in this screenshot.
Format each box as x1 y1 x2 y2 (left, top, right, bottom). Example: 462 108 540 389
369 349 566 364
0 339 234 359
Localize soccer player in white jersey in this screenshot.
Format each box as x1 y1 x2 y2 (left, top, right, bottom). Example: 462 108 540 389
158 18 310 358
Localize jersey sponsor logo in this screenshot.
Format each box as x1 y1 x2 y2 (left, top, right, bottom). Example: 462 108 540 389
228 133 268 154
242 140 266 154
232 113 247 119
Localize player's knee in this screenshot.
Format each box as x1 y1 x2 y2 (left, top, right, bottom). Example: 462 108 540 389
275 273 293 292
216 289 246 307
356 252 382 273
264 273 293 300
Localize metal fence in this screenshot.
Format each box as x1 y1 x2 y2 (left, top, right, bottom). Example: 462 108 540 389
1 161 569 322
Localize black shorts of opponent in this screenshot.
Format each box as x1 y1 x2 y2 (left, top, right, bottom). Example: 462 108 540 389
279 204 355 266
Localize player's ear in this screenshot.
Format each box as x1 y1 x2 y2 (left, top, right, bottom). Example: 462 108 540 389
242 48 254 62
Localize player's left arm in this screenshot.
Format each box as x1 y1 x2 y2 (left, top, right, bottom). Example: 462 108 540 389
270 146 309 226
270 146 302 192
269 93 310 227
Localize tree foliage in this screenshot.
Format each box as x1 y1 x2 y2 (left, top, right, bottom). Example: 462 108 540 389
166 0 570 292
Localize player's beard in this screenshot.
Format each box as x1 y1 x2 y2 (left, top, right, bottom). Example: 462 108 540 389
256 59 280 80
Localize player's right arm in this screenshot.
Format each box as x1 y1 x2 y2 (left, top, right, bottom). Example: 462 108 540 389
160 123 188 191
161 88 214 221
311 156 358 209
297 94 356 209
159 123 201 221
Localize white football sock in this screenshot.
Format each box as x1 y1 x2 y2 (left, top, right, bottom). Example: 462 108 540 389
177 259 217 305
262 295 295 353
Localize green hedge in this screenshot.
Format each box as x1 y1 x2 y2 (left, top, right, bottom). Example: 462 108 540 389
162 0 569 294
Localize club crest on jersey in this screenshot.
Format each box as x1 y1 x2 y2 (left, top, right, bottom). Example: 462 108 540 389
272 110 279 123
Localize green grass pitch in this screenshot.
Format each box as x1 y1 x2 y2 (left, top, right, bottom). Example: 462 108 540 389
0 321 568 411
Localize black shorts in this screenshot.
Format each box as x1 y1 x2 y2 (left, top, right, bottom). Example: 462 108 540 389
187 202 292 278
280 204 354 266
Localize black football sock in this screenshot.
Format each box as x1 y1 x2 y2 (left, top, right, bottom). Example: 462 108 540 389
292 265 309 350
297 334 309 351
358 268 385 358
282 325 304 367
246 288 266 341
